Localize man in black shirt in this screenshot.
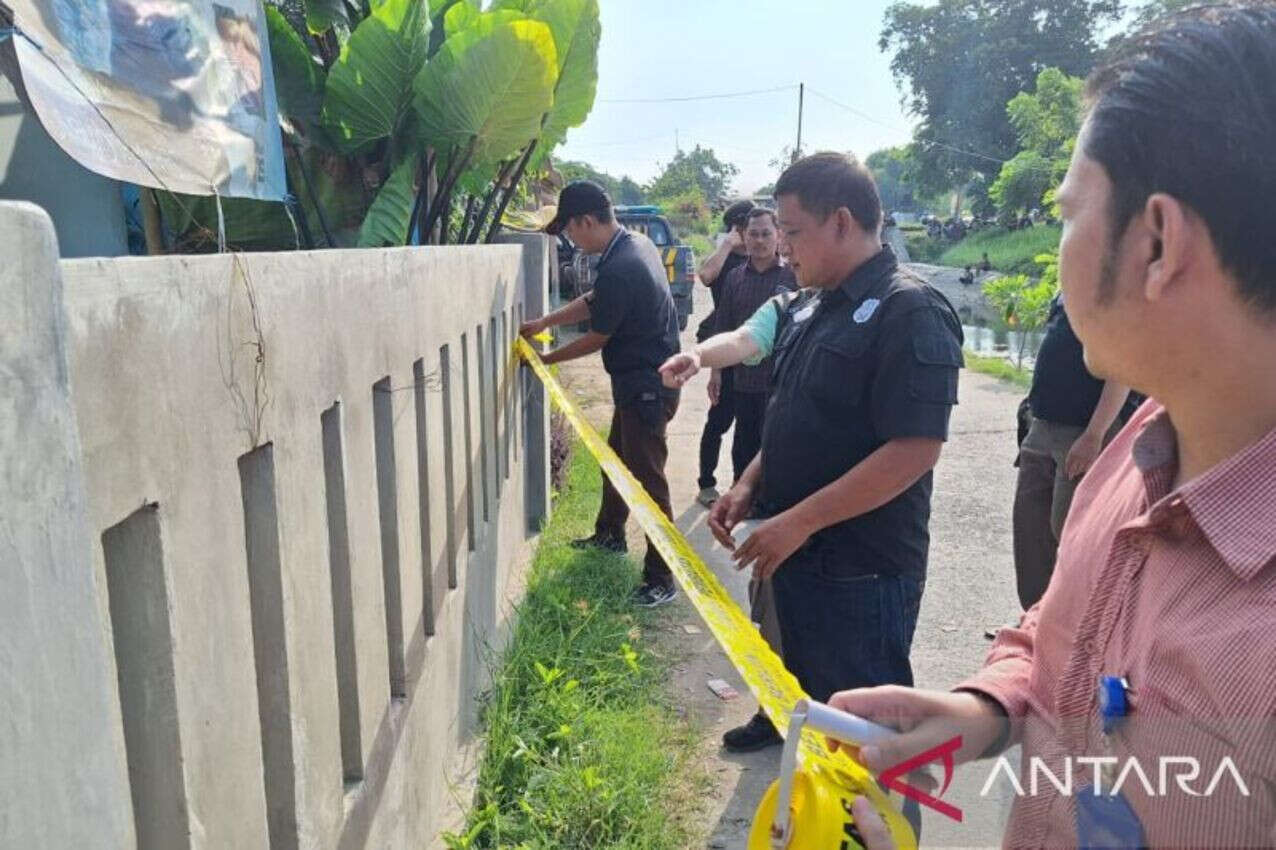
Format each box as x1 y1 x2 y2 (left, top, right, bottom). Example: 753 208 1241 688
708 153 963 755
693 200 755 506
520 182 683 607
712 207 797 479
1013 294 1130 608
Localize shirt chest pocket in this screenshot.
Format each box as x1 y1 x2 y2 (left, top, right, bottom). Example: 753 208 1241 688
802 335 872 409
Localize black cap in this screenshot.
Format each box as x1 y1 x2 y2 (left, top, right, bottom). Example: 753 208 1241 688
545 180 612 235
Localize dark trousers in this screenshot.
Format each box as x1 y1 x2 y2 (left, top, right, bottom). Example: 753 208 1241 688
595 394 680 587
771 551 923 704
731 390 767 482
697 370 735 489
1012 417 1101 609
772 552 925 837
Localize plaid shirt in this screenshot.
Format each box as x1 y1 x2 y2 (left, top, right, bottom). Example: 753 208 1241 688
717 257 797 394
961 401 1276 848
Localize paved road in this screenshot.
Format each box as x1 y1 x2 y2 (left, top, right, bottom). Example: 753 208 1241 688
559 269 1023 847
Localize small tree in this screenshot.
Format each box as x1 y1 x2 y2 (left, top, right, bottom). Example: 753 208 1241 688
647 145 738 209
982 251 1059 367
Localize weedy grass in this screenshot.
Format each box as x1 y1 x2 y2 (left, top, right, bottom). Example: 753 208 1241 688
939 225 1061 276
963 352 1034 390
444 442 706 849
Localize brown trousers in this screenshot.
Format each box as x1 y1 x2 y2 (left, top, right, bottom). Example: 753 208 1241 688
596 394 679 586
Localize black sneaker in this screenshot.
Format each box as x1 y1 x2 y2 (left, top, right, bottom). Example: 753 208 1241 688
570 533 627 554
723 710 782 752
631 582 677 608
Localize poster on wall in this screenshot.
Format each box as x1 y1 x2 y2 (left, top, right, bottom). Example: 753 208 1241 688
9 0 286 200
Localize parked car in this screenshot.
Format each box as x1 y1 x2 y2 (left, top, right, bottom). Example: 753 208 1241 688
554 205 695 331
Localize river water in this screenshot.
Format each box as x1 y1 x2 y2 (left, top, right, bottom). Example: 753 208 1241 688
961 324 1043 369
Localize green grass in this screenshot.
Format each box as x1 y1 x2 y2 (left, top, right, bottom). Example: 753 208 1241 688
444 443 706 850
938 225 1061 276
964 352 1033 390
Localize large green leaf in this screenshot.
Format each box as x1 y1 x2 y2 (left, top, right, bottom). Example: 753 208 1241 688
443 4 524 39
428 0 475 55
305 0 348 34
488 0 536 11
266 7 326 132
358 156 420 246
413 19 558 165
533 0 599 147
321 0 432 153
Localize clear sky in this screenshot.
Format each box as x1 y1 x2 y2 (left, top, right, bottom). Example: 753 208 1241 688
555 0 919 196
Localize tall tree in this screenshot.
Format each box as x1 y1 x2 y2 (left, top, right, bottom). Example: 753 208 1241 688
866 146 919 213
880 0 1121 194
990 67 1083 214
647 145 738 208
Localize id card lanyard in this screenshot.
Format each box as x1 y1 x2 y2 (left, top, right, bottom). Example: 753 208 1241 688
1076 674 1146 849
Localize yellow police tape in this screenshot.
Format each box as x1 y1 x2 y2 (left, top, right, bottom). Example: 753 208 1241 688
516 337 917 850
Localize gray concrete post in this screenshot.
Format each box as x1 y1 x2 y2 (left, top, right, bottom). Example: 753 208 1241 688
0 202 136 847
496 232 552 534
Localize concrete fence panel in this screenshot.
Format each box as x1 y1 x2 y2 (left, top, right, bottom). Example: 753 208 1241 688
1 201 551 850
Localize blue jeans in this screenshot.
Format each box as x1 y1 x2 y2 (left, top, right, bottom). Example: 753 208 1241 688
772 552 926 835
771 552 924 703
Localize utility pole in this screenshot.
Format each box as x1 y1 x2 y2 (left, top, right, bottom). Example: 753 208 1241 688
675 127 680 154
793 83 804 164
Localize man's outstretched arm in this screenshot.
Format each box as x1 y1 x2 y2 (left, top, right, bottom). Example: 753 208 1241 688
659 328 763 388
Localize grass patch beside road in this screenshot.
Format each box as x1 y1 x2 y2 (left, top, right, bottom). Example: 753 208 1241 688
444 442 705 849
964 352 1033 390
939 225 1061 276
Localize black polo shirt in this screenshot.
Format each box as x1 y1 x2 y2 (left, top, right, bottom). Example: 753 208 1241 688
587 228 681 407
759 246 964 581
1027 295 1104 428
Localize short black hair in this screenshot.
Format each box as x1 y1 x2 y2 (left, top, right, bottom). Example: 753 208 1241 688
722 199 756 230
1085 4 1276 311
774 152 882 233
746 207 778 227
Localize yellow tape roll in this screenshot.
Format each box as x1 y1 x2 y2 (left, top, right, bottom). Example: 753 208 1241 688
517 338 916 850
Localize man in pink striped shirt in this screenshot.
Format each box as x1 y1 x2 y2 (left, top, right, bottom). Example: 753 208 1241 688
832 6 1276 847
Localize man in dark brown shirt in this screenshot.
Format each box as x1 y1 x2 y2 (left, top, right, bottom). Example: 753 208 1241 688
713 207 797 478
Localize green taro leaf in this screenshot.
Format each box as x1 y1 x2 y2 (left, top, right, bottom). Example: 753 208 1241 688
321 0 432 153
443 4 524 39
266 7 326 131
530 0 600 153
413 18 558 166
358 156 420 246
304 0 348 34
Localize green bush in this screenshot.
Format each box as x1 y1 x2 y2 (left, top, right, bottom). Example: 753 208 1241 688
905 232 946 264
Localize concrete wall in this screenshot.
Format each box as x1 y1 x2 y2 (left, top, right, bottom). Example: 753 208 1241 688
0 202 551 849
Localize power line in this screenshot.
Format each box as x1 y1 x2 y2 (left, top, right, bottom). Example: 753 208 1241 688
599 84 799 104
806 87 1007 166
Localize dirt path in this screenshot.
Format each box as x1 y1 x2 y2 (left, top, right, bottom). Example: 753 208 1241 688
558 269 1023 847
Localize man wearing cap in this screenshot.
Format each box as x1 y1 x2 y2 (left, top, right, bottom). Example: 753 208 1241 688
520 181 683 607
